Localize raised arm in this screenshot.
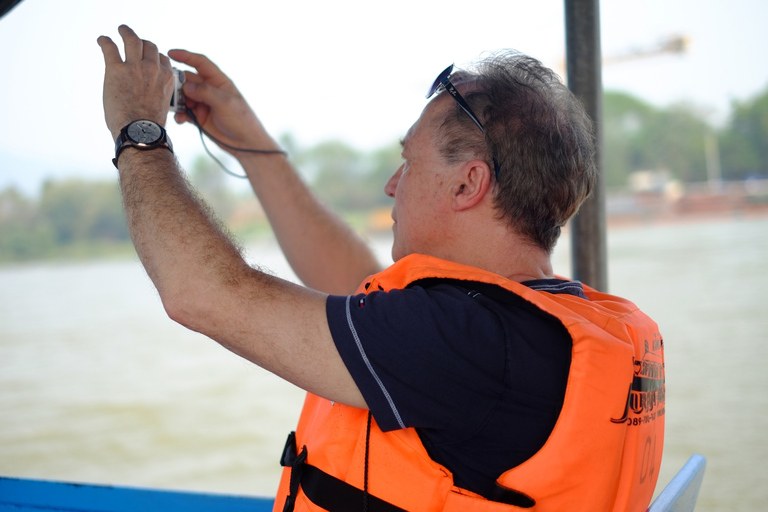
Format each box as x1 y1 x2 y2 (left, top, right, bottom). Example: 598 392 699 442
167 49 382 295
97 25 366 408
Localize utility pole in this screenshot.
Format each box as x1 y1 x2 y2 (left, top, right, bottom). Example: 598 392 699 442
564 0 608 292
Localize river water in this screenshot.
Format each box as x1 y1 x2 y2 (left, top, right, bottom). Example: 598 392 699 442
1 217 767 510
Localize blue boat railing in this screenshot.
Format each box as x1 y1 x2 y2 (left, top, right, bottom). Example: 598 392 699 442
0 476 275 511
1 454 706 512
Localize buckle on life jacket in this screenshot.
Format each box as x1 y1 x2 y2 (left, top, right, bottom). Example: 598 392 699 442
279 428 407 512
280 431 307 512
281 431 299 468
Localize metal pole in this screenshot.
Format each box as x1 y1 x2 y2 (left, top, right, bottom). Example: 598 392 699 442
564 0 608 292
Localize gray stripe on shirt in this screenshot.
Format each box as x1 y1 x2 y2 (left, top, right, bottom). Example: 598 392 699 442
344 295 406 429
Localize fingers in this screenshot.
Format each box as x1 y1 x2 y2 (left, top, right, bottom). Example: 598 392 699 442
142 39 159 61
97 35 122 66
181 80 229 109
118 25 143 62
168 49 228 85
117 25 164 64
159 53 172 70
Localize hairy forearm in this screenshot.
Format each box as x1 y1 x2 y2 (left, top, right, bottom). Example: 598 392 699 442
116 148 366 406
238 152 382 295
118 149 247 308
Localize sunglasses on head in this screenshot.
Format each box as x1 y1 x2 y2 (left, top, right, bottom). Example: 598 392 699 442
427 64 501 180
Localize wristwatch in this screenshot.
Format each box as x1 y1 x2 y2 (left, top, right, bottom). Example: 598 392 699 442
113 119 174 168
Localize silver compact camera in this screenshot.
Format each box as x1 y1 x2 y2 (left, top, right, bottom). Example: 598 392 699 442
169 68 186 113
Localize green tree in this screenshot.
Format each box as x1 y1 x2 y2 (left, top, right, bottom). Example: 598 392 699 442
640 104 709 183
39 179 129 245
719 84 768 179
603 92 658 187
603 91 711 186
299 140 366 210
40 180 92 244
0 187 55 260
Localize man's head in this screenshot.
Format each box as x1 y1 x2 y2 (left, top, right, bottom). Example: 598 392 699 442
432 50 597 254
386 95 462 262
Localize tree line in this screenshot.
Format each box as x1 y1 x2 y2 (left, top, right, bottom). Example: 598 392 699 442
0 180 129 262
603 86 768 187
2 85 767 263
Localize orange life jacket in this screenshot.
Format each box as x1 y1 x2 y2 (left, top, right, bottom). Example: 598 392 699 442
274 254 665 512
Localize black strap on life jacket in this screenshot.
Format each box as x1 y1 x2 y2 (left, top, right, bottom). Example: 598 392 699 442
279 427 535 510
279 416 407 512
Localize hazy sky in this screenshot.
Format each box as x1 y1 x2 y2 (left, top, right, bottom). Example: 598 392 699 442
1 0 767 195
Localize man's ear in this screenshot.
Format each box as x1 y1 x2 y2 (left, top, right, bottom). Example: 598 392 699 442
451 160 493 211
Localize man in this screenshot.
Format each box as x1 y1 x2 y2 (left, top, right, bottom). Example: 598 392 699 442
98 25 665 512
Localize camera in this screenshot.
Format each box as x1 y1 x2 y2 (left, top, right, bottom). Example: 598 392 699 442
169 68 186 113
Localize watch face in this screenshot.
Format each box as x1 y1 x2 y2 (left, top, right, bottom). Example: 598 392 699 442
126 120 163 145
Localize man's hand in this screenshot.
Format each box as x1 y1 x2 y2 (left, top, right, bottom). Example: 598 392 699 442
97 25 174 141
168 49 281 155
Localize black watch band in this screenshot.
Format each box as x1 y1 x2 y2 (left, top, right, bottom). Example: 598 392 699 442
112 119 174 168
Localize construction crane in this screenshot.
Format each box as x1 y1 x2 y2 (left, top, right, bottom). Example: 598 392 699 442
602 35 689 66
555 35 689 77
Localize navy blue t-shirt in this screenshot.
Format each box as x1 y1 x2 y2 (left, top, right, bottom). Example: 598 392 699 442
326 278 584 499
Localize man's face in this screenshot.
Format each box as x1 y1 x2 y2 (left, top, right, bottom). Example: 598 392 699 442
385 97 455 262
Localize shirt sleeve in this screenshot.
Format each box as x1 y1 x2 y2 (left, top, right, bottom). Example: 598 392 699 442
326 284 508 434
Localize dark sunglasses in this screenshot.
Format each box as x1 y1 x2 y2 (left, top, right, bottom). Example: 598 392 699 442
427 64 500 180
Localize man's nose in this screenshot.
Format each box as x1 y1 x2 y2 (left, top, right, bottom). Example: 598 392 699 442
384 165 403 198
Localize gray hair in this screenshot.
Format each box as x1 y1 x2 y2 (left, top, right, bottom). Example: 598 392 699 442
435 50 597 253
